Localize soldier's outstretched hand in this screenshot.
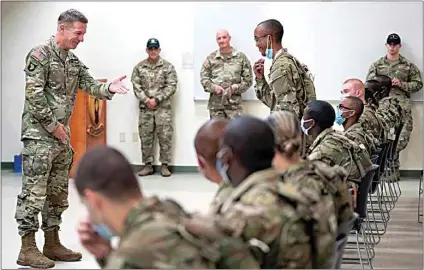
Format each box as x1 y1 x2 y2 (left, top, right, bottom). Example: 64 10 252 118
109 75 130 94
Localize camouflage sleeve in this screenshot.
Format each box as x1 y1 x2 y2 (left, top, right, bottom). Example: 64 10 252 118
23 47 60 133
271 64 301 114
78 64 115 100
200 57 215 93
232 53 253 94
401 62 423 93
131 66 149 103
255 78 274 108
366 61 378 80
156 63 178 102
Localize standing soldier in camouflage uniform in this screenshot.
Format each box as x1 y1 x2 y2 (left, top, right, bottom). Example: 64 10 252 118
131 38 178 177
253 19 316 157
14 9 129 269
75 146 260 269
366 33 423 181
200 29 253 119
341 78 384 145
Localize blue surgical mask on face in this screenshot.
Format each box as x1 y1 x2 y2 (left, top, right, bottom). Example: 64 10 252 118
335 109 345 125
93 224 114 241
266 48 273 59
300 117 312 136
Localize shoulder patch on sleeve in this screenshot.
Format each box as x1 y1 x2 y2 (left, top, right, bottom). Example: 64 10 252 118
31 49 46 62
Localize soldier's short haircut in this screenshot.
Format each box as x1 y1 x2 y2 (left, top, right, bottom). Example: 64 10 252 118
222 115 275 173
194 119 230 164
58 9 88 24
365 79 383 92
74 146 141 202
258 19 284 43
305 100 335 129
344 96 364 118
373 75 392 90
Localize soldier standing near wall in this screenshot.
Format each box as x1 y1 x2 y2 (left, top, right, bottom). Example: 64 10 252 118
131 38 178 177
200 29 253 119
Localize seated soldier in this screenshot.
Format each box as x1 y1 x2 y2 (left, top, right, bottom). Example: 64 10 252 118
265 110 352 230
341 78 383 146
337 96 378 155
303 100 373 187
197 116 335 269
74 146 260 269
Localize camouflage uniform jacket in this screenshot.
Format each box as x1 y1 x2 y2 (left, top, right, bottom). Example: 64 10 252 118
208 182 234 215
359 104 384 143
21 36 115 142
211 168 324 269
376 96 403 139
280 160 353 228
366 54 423 101
343 123 378 155
200 48 253 110
307 128 372 184
255 50 316 118
99 196 260 269
131 57 177 110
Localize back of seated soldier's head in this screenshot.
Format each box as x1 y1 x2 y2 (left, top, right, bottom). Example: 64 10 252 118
365 87 379 108
266 111 302 159
365 79 386 100
194 119 230 184
217 115 275 187
373 75 392 90
74 146 142 235
303 100 335 139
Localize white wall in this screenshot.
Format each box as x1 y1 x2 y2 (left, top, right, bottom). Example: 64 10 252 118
2 2 423 170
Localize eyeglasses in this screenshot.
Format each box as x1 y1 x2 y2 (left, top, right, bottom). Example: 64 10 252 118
337 104 355 111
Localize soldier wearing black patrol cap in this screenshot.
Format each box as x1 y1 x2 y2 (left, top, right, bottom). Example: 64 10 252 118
131 37 178 177
366 32 423 183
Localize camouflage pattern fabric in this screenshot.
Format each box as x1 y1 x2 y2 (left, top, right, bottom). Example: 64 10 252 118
200 48 252 119
376 97 402 140
208 182 234 215
343 123 378 156
210 168 330 269
100 196 260 269
358 104 384 144
366 54 423 177
15 140 73 236
131 57 177 164
21 36 115 142
307 128 372 185
16 35 115 236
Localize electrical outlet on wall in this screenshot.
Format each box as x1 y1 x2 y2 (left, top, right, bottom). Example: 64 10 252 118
119 132 126 142
132 132 139 143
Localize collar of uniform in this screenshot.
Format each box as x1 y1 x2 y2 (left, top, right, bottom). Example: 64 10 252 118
122 196 161 234
225 168 277 203
279 161 308 178
215 47 238 59
49 36 68 62
310 128 333 151
383 54 407 64
273 48 284 61
143 57 163 68
344 122 362 133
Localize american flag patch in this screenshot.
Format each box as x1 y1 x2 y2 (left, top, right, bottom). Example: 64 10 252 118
33 50 46 61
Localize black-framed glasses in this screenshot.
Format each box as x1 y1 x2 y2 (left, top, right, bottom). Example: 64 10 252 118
337 104 354 111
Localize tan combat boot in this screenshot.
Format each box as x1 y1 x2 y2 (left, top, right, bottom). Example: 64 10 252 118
43 229 82 261
17 232 55 268
138 163 154 176
161 164 171 177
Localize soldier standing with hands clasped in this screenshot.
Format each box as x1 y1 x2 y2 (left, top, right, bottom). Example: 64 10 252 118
366 33 423 181
131 38 178 177
14 9 129 269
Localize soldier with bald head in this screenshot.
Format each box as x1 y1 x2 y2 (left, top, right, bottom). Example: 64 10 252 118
200 29 253 119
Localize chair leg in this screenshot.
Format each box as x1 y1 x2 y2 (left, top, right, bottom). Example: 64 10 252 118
419 171 423 224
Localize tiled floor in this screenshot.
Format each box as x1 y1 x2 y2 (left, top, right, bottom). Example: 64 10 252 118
1 171 422 269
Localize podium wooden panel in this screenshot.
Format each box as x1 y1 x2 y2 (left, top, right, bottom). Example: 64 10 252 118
69 79 108 178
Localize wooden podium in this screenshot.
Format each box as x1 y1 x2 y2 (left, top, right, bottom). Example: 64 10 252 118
69 79 108 178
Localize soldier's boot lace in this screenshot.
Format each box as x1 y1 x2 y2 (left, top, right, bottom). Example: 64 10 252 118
17 232 55 268
161 164 171 177
43 228 82 262
138 163 154 176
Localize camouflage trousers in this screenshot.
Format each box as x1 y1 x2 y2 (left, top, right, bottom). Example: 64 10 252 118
209 108 242 120
392 102 413 179
139 107 173 164
15 139 73 236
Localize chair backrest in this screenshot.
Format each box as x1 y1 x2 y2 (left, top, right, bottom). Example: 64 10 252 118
332 213 359 269
355 164 379 218
389 122 404 159
371 154 379 164
370 143 388 194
